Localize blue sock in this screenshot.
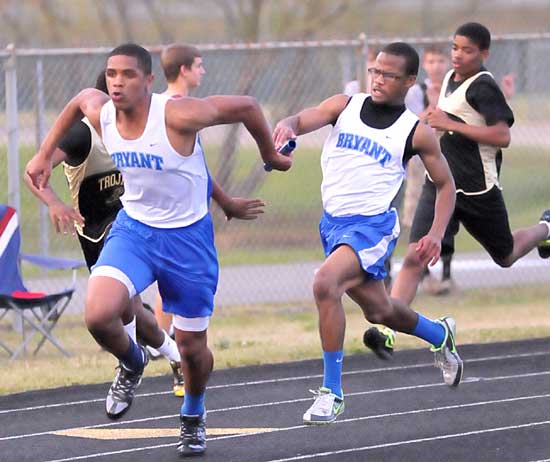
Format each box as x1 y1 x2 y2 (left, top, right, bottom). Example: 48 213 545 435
181 392 205 416
412 313 446 348
322 350 344 398
119 335 145 373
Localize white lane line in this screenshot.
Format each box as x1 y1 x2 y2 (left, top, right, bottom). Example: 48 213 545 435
43 442 177 462
3 369 550 442
1 349 548 415
264 420 550 462
41 393 550 462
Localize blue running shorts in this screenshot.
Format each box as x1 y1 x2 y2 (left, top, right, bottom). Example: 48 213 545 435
92 209 218 318
319 209 400 280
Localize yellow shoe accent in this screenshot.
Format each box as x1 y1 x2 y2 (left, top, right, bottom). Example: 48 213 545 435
170 360 185 397
173 384 185 397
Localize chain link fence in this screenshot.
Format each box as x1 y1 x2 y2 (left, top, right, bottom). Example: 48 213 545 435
2 34 550 311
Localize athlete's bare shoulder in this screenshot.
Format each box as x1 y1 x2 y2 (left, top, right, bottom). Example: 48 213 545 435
412 120 438 152
78 88 110 135
317 93 350 116
164 96 210 133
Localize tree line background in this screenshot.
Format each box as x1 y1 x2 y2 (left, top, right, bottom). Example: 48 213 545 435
1 0 549 48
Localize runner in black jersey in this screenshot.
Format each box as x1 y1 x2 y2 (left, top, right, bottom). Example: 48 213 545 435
390 23 550 308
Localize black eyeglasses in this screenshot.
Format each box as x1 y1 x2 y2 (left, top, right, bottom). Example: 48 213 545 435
367 68 404 81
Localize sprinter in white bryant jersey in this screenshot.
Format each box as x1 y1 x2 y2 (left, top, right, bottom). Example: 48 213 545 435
25 43 291 457
273 42 459 426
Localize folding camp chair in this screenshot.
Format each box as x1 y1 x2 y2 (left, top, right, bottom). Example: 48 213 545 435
0 205 85 359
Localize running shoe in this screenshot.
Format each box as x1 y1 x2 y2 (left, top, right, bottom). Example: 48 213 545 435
431 316 463 387
363 326 395 360
105 345 149 419
177 413 207 457
170 360 185 397
303 387 344 425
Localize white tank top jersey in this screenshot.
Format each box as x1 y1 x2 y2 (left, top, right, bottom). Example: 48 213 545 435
100 93 210 228
321 93 419 216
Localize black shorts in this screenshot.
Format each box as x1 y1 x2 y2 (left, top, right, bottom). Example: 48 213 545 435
410 180 513 262
77 223 112 271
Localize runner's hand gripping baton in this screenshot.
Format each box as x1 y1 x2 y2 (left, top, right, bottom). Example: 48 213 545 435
264 139 297 172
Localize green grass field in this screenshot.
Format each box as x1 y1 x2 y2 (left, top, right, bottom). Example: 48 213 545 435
1 284 550 396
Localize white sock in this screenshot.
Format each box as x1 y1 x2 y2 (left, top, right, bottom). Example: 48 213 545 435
123 316 137 343
156 331 180 362
539 220 550 239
